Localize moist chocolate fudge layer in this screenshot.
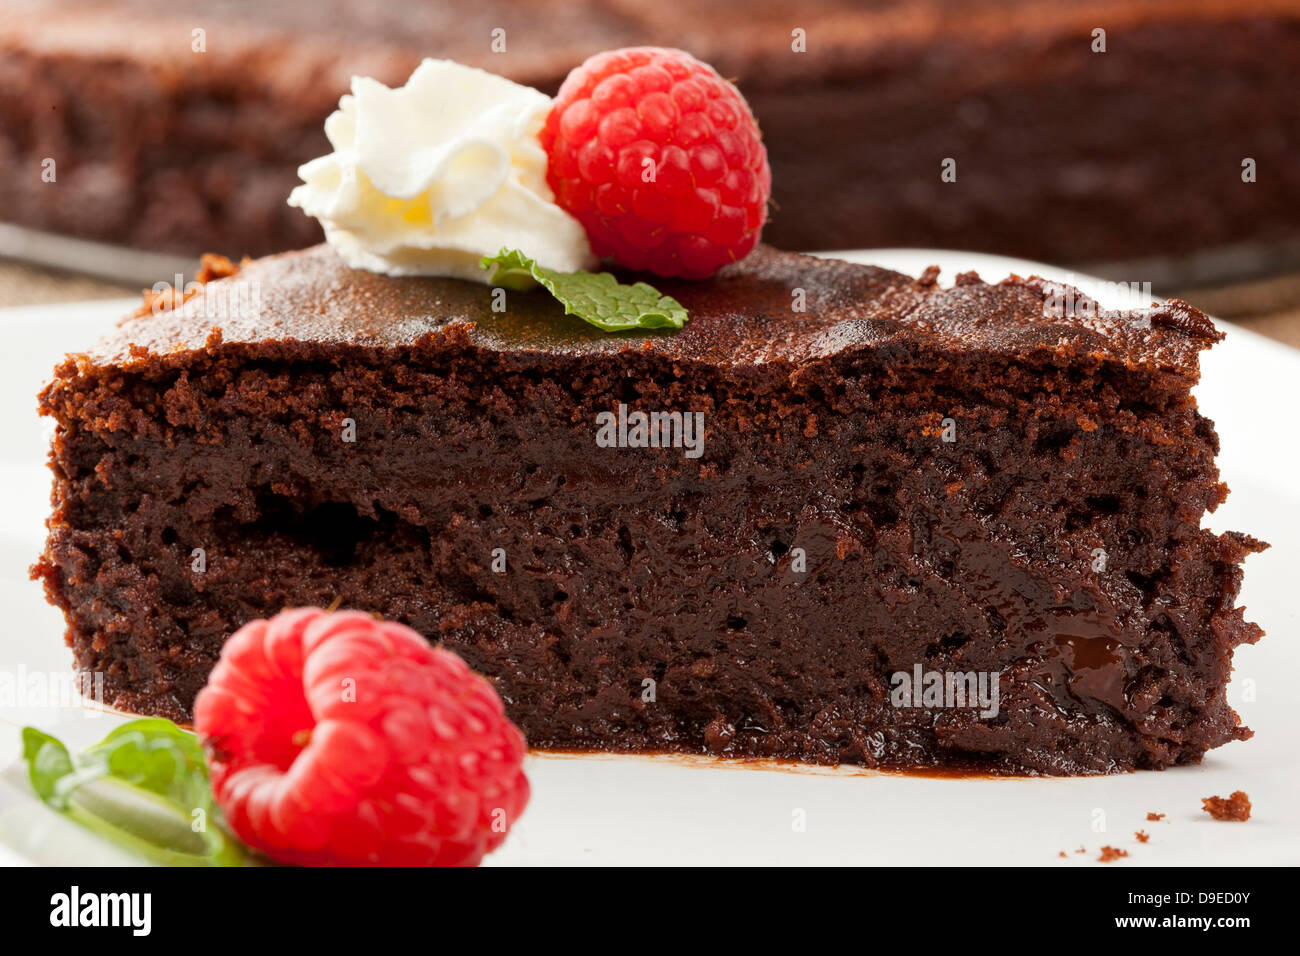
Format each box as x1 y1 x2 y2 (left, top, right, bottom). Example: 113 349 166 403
34 245 1264 774
2 0 1298 264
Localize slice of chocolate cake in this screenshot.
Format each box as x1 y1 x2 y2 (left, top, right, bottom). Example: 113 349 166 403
33 244 1263 775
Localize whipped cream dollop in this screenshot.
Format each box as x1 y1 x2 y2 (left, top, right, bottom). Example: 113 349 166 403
288 59 595 282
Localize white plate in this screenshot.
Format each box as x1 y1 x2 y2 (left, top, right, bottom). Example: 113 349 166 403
0 250 1296 867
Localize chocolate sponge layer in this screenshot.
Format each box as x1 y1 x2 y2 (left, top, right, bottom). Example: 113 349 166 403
34 245 1263 774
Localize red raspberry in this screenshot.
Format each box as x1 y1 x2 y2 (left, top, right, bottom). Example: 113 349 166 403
541 47 771 279
193 608 529 867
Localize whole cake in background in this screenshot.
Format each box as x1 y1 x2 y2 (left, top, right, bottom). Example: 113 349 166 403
1 0 1298 271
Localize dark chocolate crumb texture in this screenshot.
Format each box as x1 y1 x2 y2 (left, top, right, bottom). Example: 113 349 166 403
34 244 1264 775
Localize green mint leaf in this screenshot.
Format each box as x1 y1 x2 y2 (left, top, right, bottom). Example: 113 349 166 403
22 719 253 867
481 248 689 332
22 727 76 805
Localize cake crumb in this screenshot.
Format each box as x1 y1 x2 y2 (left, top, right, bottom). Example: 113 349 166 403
1135 830 1150 843
1058 851 1067 858
134 253 240 317
1075 846 1086 854
1146 812 1165 821
1098 846 1128 863
1202 791 1251 821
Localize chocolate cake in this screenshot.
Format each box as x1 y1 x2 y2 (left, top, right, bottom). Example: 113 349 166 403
3 0 1299 266
34 243 1263 775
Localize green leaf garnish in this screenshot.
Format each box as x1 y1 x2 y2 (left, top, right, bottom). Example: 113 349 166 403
22 719 252 867
481 249 689 332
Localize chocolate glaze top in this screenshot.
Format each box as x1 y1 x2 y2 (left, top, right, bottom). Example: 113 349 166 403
85 244 1218 376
